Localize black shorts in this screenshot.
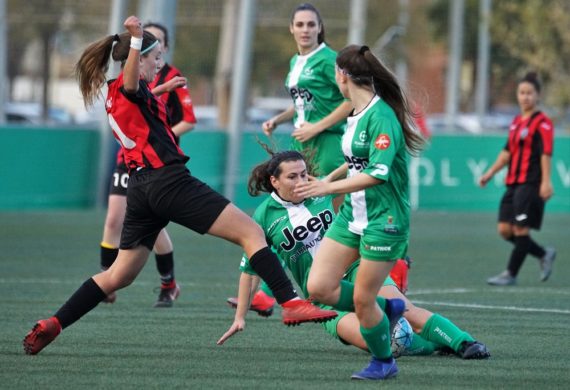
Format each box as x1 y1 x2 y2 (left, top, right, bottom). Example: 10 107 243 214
120 164 230 250
108 161 129 196
498 184 544 230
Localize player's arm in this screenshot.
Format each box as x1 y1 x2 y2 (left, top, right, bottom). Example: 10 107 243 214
539 154 553 200
322 163 349 183
122 16 144 93
170 121 195 138
170 82 197 138
292 101 352 142
217 272 255 345
151 76 187 96
295 172 381 198
262 105 295 136
479 150 511 187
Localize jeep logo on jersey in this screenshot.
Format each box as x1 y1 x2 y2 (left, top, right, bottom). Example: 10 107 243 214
375 134 391 150
290 87 314 102
344 155 369 170
280 210 334 251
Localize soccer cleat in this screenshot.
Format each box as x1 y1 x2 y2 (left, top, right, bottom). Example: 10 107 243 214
351 357 398 380
154 283 181 308
487 271 516 286
23 317 62 355
389 257 412 294
226 290 275 317
103 292 117 304
457 341 491 359
539 247 556 282
281 299 337 326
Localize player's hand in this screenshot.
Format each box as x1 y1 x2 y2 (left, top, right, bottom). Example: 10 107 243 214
164 76 187 92
478 172 492 187
539 181 554 201
124 16 143 38
262 119 277 137
294 175 330 198
292 122 320 143
217 319 246 345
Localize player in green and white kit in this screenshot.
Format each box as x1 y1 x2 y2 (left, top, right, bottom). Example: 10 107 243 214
262 3 351 176
218 150 490 362
295 45 489 380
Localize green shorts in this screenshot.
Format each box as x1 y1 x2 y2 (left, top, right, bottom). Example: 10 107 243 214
325 214 408 261
320 262 397 343
291 131 344 176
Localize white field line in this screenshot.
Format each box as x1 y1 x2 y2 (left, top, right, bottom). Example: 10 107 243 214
410 300 570 315
407 287 570 314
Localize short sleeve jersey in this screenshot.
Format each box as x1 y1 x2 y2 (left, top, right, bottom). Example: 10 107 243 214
149 63 197 127
105 72 189 170
339 95 410 237
504 111 554 186
286 43 346 134
239 193 335 298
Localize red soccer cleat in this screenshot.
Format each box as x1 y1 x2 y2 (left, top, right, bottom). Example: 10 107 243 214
23 317 62 355
226 290 276 317
389 257 412 294
281 299 338 326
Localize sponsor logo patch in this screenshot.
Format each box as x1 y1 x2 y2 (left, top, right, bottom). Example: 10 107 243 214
375 134 391 150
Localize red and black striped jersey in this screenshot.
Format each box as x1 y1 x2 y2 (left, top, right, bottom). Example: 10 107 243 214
106 72 189 171
149 63 197 126
504 111 554 185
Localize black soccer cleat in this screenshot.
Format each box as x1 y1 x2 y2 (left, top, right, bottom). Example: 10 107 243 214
458 341 491 359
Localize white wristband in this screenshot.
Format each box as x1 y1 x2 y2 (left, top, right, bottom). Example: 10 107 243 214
130 36 143 51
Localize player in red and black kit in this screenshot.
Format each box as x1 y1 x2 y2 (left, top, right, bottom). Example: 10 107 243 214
100 22 196 308
23 15 337 356
480 72 556 286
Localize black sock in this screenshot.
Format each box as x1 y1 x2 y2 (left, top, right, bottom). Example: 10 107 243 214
54 278 107 329
155 252 175 285
506 236 545 259
248 247 297 304
507 235 531 277
100 246 118 270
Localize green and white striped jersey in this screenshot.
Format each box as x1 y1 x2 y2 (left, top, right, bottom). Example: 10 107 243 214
240 193 335 297
339 95 410 238
285 43 345 134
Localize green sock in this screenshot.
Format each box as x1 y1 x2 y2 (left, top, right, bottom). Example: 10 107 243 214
402 333 437 356
420 314 475 352
260 280 274 298
334 280 387 312
360 315 392 359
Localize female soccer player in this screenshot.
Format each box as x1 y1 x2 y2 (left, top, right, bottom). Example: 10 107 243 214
480 72 556 286
99 22 196 308
262 3 351 177
218 150 490 362
292 44 424 380
22 15 337 356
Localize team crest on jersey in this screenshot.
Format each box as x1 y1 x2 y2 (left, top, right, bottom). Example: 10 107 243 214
375 134 391 150
106 97 113 109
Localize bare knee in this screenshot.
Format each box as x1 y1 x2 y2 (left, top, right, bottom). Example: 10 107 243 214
307 277 336 304
239 223 268 256
497 223 512 240
353 293 376 319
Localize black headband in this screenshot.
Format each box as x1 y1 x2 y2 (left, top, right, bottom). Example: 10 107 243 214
267 151 304 176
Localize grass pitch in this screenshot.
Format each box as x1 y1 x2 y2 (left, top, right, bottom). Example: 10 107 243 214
1 210 568 389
